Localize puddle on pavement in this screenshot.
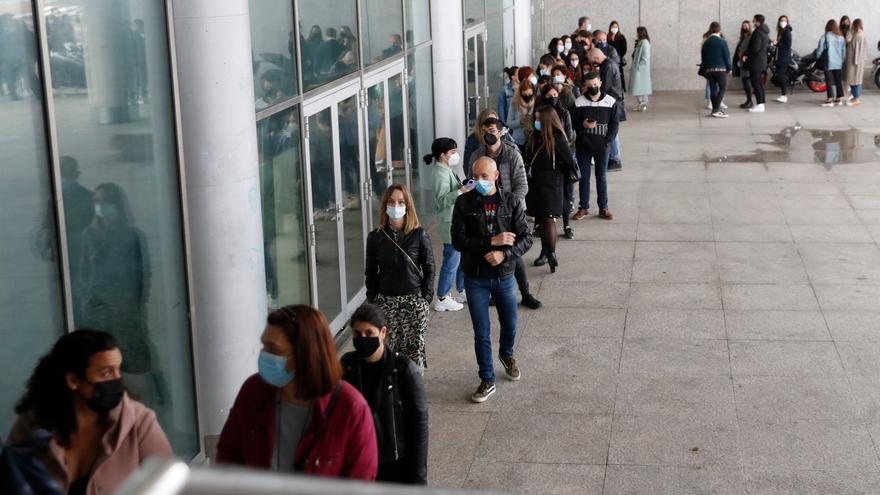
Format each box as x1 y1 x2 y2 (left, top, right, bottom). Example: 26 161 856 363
703 125 880 168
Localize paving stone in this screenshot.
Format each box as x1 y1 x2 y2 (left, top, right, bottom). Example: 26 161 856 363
631 259 719 284
789 225 875 243
738 421 879 471
733 376 859 421
715 241 799 260
637 223 715 241
729 341 845 377
802 261 880 285
475 412 611 464
428 411 491 488
813 284 880 310
538 281 630 308
742 469 880 495
634 241 717 261
824 311 880 341
614 374 736 421
620 338 730 376
464 462 605 495
713 224 793 242
517 335 621 375
625 308 725 339
722 284 819 310
629 283 722 309
524 307 626 338
724 310 830 340
604 465 746 495
719 259 809 284
837 342 880 377
609 416 740 467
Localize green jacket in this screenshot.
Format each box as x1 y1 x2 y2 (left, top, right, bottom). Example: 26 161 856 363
429 161 461 244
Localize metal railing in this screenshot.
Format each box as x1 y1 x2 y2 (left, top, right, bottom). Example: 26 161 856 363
116 459 511 495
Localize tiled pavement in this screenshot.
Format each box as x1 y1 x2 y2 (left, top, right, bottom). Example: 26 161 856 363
425 90 880 494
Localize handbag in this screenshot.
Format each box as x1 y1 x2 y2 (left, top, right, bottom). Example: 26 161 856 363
698 63 707 78
815 34 830 70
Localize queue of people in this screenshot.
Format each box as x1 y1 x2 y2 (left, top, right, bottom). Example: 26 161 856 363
702 13 872 117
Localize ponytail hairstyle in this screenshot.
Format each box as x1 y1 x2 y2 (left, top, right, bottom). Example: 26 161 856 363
423 137 458 165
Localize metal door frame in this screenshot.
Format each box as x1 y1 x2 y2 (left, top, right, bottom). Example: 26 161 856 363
464 23 488 131
301 78 362 329
362 58 409 195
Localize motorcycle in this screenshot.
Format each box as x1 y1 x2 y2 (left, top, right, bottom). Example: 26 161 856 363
873 56 879 89
767 48 827 93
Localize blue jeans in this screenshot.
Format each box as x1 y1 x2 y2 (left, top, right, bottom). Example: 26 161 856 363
437 243 464 297
851 84 863 98
705 81 711 100
610 135 621 162
577 145 610 210
465 275 518 382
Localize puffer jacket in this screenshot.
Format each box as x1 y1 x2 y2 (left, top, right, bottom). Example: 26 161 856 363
365 225 434 303
341 347 428 484
466 141 529 202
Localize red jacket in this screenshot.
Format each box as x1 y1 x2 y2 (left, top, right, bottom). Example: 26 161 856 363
216 374 377 481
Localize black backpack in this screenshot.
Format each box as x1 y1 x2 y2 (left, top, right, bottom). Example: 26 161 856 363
0 430 63 495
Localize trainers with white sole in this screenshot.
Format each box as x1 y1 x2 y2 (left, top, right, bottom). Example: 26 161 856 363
720 102 728 109
453 290 467 304
433 296 464 312
776 95 788 103
748 103 765 113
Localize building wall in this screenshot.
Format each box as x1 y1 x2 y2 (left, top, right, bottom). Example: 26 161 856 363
540 0 880 90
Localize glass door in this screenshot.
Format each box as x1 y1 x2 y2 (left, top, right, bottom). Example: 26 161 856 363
464 24 488 131
302 80 366 327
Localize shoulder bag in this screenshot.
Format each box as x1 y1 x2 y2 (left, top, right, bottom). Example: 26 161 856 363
381 228 424 278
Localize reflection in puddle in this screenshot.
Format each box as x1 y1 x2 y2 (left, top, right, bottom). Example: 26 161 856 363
704 124 880 168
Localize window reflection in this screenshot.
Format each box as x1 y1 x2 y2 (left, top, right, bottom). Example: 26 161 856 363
362 0 403 65
298 0 359 92
407 47 436 228
0 3 64 432
250 0 298 111
46 0 198 456
405 0 431 47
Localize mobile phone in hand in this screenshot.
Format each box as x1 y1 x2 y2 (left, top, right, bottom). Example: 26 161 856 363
464 179 476 191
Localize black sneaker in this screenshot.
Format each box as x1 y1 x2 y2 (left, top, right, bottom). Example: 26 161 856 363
471 380 496 403
499 355 521 381
521 294 542 309
607 160 622 171
563 226 574 239
740 101 754 109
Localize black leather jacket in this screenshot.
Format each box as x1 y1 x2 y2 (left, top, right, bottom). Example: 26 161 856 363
341 348 428 484
365 225 434 303
451 189 533 278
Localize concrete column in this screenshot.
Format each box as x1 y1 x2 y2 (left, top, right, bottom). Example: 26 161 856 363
82 0 130 123
171 0 266 443
513 0 533 66
430 0 467 149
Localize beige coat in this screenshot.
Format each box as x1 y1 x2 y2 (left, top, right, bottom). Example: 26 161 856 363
846 30 868 86
8 394 172 495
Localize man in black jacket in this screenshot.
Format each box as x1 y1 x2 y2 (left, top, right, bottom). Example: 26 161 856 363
571 72 619 221
452 157 533 403
743 14 770 112
342 303 428 484
587 48 626 171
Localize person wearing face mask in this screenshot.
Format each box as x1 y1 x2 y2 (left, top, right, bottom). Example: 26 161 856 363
546 38 565 65
566 52 584 87
560 35 574 58
497 66 519 124
608 21 628 92
468 117 542 310
772 16 793 103
734 21 754 109
217 305 377 479
587 48 626 171
701 22 732 118
507 80 536 152
550 65 578 110
452 157 533 403
537 54 558 82
9 330 172 495
593 30 621 66
464 108 506 178
571 72 619 221
574 30 592 59
742 14 770 113
629 26 652 111
364 185 435 370
538 87 576 240
425 138 469 311
340 304 428 484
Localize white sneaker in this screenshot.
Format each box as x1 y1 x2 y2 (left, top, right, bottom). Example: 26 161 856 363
453 289 467 304
706 101 713 110
748 104 765 113
720 102 729 109
433 296 464 312
836 99 844 106
776 95 788 103
821 100 835 107
711 111 729 118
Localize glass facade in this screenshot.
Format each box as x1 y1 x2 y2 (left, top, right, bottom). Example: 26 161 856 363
405 0 431 47
463 0 485 25
298 0 360 92
407 46 436 228
0 2 66 433
250 0 298 110
362 0 404 66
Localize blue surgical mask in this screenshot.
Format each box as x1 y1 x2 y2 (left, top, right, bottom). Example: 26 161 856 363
598 41 607 48
539 68 549 77
258 350 295 387
475 179 495 196
534 120 542 131
529 75 538 85
386 205 406 220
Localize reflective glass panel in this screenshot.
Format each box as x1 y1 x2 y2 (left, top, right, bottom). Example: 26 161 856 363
256 107 309 309
365 81 388 226
298 0 359 92
405 0 430 47
46 0 198 456
407 47 436 229
337 95 364 301
0 2 65 432
463 0 485 24
249 0 298 111
465 35 478 130
486 2 507 103
388 74 406 185
307 108 342 317
362 0 404 66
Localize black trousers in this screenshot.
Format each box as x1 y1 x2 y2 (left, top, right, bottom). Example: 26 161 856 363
824 68 844 99
749 69 765 104
706 71 728 111
776 65 789 95
741 76 753 104
514 256 530 296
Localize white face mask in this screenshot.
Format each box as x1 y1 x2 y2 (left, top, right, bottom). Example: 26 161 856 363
556 44 564 53
386 205 406 220
447 152 461 166
779 21 787 29
564 42 572 50
586 24 592 32
553 75 565 84
611 27 619 34
529 75 538 86
571 60 579 68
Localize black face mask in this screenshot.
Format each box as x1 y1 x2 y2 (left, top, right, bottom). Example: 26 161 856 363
483 132 499 146
86 378 124 413
352 336 381 358
545 96 559 107
587 86 600 96
522 94 534 103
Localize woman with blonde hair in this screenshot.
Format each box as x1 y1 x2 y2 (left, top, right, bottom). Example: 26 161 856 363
508 79 537 153
365 184 435 370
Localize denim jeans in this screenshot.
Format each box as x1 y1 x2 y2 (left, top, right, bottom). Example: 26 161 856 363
610 135 621 162
704 81 711 100
437 243 464 297
706 71 728 112
577 145 610 210
851 84 863 98
464 275 518 382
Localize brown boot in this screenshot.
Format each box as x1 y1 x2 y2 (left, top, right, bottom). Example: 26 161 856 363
599 208 614 220
572 209 589 220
